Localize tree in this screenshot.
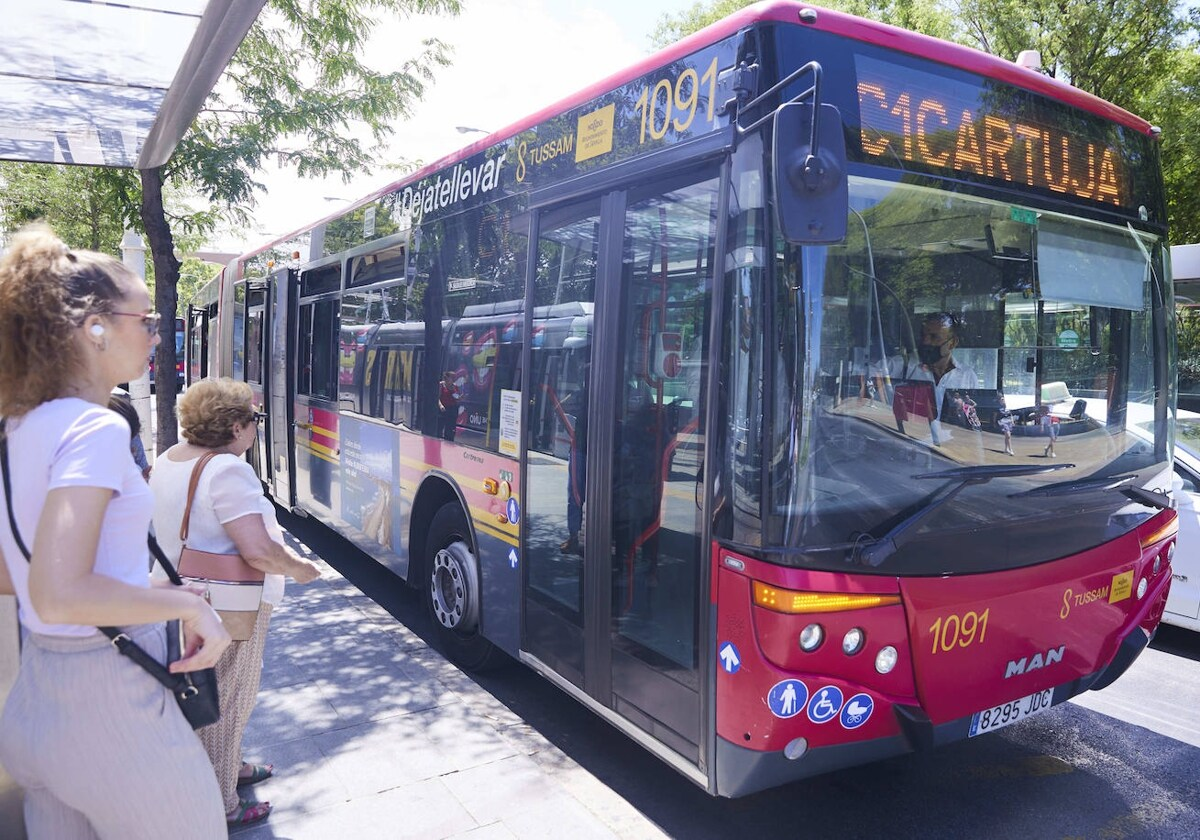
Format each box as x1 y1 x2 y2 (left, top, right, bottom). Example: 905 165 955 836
1145 46 1200 245
133 0 461 451
955 0 1193 107
0 163 126 254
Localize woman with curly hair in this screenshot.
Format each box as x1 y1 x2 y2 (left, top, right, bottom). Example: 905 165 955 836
0 224 229 838
150 377 320 827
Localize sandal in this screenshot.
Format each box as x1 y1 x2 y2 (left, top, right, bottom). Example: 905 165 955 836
226 800 271 827
237 762 274 787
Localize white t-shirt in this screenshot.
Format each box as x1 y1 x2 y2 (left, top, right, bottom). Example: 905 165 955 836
149 450 284 606
0 398 152 637
884 357 979 418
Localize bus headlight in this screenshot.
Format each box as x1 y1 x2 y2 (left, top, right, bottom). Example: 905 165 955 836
1137 577 1148 600
875 645 898 674
799 623 824 652
842 628 864 655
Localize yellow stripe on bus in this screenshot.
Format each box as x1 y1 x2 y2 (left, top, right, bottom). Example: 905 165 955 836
473 517 518 546
308 440 338 459
299 441 338 464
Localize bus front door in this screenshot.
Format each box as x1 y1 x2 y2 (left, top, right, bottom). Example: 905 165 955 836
524 168 716 769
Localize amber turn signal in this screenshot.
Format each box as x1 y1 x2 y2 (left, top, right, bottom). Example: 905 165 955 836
753 581 901 614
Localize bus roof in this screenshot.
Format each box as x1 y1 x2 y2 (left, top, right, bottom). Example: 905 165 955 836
236 0 1155 263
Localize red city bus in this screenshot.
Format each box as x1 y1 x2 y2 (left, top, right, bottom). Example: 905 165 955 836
190 1 1177 796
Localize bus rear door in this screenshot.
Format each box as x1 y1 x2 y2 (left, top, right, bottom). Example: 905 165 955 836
241 280 271 486
293 261 342 517
269 268 298 506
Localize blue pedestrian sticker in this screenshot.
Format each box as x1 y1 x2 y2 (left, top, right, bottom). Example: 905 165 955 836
506 497 520 524
508 548 519 569
766 679 808 719
840 693 874 729
718 642 741 674
807 685 844 724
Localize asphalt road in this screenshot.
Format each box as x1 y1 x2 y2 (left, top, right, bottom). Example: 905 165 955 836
281 508 1200 840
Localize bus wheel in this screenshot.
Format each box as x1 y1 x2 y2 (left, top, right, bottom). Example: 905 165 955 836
423 503 507 671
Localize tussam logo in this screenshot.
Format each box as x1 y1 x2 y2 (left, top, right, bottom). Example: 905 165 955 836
1004 645 1065 678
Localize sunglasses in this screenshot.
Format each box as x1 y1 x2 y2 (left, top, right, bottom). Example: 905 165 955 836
108 310 163 336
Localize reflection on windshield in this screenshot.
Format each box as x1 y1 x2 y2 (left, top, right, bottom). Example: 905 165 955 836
772 177 1168 575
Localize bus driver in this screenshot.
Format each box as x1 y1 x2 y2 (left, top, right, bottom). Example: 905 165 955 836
876 311 978 442
880 311 978 393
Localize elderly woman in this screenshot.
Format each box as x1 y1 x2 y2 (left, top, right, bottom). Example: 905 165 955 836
150 378 320 827
0 224 229 838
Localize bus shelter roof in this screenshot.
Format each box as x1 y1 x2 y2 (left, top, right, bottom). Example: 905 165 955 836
0 0 263 170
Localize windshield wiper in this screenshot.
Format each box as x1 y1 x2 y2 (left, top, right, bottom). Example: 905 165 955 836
1009 473 1137 499
1120 485 1173 511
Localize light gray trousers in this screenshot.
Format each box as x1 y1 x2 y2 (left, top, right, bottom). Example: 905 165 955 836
0 623 225 839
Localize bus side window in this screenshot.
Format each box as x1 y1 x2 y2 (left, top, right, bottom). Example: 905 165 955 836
382 347 414 428
298 299 338 400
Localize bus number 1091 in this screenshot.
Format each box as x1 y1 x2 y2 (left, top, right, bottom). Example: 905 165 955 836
633 56 719 144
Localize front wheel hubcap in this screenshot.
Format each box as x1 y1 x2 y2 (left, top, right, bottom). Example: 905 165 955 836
430 540 480 633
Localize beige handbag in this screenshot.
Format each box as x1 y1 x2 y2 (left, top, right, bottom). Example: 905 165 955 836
176 451 265 641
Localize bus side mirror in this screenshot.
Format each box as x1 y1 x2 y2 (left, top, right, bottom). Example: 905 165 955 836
773 102 848 244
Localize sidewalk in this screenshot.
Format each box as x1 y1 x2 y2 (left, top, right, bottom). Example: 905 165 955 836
235 532 668 839
0 530 669 839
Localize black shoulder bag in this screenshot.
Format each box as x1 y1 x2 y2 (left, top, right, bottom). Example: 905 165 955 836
0 421 220 730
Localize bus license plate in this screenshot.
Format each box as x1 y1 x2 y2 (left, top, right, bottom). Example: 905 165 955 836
968 688 1054 737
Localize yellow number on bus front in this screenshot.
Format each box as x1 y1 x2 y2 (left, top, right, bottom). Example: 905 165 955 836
929 608 989 654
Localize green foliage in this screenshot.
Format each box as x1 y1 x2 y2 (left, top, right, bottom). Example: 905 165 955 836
1149 47 1200 244
169 0 461 218
956 1 1191 106
178 257 219 306
0 163 128 254
1178 308 1200 385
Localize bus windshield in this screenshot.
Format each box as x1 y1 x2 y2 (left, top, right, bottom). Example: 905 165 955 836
772 176 1170 574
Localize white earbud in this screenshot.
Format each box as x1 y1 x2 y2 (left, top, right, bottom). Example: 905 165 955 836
89 324 105 337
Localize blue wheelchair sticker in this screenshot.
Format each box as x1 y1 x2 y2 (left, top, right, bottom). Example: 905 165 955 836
766 679 808 719
807 685 844 724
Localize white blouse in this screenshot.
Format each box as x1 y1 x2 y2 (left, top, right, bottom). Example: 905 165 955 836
149 450 285 606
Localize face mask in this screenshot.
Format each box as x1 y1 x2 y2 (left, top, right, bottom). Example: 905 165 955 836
917 341 947 366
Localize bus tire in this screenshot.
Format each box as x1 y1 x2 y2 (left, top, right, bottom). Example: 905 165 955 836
423 502 508 672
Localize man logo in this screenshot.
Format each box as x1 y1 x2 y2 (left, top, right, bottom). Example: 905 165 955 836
1005 645 1066 678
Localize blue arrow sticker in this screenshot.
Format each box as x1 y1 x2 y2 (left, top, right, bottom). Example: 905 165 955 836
506 497 520 524
508 548 519 569
840 693 874 730
766 679 808 719
718 642 741 674
807 685 844 724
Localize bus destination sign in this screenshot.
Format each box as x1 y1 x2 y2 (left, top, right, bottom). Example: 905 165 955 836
854 55 1133 209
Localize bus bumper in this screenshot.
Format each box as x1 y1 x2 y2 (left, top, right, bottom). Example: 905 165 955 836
714 731 910 798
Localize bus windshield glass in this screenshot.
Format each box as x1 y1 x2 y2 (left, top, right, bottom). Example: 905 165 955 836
771 176 1169 574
